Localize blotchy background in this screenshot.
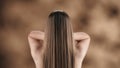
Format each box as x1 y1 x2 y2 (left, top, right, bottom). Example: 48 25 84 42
0 0 120 68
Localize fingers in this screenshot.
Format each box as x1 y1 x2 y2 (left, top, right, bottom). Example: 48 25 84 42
28 31 45 55
29 31 44 40
73 32 90 41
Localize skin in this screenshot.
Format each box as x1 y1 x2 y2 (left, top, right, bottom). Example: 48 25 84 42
28 31 90 68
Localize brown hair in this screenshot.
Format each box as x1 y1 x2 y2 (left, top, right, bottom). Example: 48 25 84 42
43 11 74 68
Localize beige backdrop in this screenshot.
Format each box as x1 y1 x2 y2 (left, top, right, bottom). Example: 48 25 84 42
0 0 120 68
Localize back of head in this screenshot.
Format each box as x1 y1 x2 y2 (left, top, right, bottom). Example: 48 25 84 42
43 11 74 68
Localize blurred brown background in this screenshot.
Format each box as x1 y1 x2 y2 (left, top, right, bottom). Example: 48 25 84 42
0 0 120 68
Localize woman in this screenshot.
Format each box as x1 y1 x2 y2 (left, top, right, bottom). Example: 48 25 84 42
28 11 90 68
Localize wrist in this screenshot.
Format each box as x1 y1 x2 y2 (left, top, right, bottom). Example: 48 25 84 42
34 59 43 68
74 58 83 68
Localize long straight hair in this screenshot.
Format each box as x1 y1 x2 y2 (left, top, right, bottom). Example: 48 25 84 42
43 11 74 68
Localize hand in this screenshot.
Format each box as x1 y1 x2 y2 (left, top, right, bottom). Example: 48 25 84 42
73 32 90 68
28 31 90 68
